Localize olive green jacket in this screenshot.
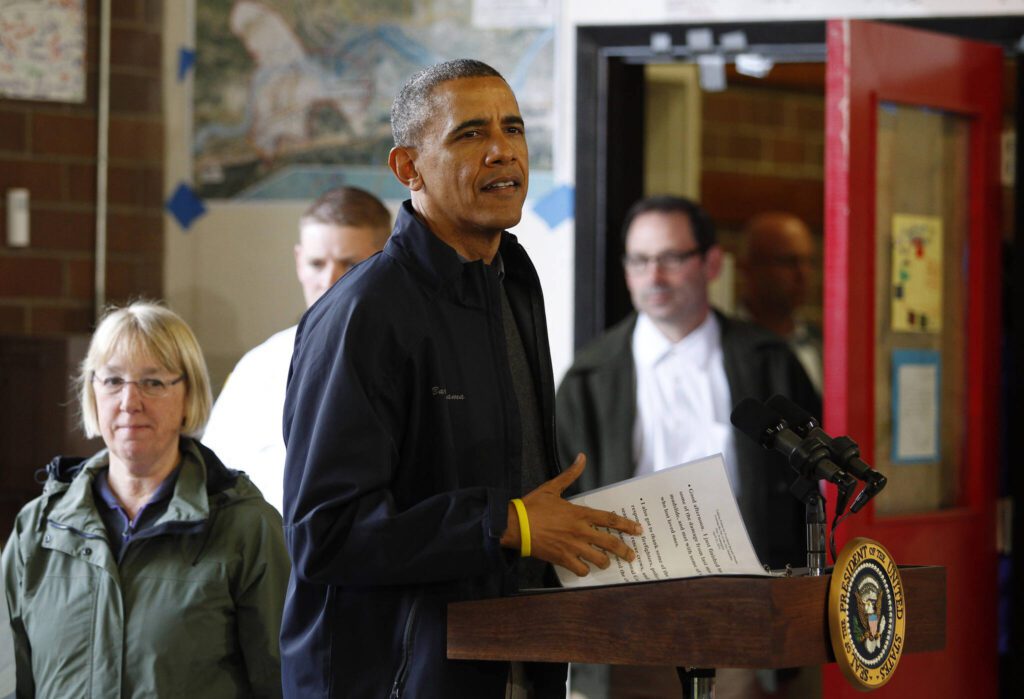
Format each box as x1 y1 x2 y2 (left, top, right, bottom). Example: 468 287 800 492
2 438 289 698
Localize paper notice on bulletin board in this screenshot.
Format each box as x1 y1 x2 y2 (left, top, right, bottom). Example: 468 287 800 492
891 349 941 464
891 214 943 333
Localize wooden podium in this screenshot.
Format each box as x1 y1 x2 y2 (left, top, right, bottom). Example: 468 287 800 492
448 566 945 697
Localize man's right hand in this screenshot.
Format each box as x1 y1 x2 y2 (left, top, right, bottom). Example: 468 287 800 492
500 454 642 577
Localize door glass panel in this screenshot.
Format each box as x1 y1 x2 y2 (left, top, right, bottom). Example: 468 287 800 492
873 102 970 516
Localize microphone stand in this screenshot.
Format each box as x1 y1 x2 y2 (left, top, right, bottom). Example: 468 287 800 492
764 395 889 561
766 423 853 577
790 477 827 576
729 397 857 578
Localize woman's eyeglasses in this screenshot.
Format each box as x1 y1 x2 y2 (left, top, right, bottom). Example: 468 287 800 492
92 373 186 398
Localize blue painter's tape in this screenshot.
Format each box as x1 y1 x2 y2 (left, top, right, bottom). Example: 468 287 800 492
178 47 196 82
165 183 207 230
532 184 574 229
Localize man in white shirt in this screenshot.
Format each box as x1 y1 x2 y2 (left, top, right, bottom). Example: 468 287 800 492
203 186 391 512
557 195 821 697
558 196 818 542
737 211 823 395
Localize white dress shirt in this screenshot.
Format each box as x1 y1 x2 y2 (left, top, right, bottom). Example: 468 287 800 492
631 312 740 495
202 325 297 513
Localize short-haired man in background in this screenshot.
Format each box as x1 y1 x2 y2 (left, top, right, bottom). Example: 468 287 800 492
558 194 819 566
203 186 391 512
557 195 821 698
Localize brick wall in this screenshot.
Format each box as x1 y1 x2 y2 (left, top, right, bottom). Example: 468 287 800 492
700 84 826 325
701 85 825 231
0 0 165 336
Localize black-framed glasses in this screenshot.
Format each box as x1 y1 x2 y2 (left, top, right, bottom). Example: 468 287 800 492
622 248 703 274
92 373 186 398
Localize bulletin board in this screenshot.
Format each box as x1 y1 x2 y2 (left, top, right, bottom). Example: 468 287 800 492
871 102 969 515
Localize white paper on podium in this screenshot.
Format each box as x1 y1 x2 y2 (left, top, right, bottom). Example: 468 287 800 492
556 454 769 588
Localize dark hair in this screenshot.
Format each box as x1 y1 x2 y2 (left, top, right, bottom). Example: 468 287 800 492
390 59 505 147
300 186 391 246
621 195 717 252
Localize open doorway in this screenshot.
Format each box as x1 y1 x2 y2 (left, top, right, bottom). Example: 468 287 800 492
574 17 1020 346
573 15 1023 699
643 60 827 329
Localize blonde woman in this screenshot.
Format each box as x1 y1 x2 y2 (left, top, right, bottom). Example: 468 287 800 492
2 301 288 698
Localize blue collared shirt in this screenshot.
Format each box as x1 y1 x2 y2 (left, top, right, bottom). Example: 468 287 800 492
92 465 181 563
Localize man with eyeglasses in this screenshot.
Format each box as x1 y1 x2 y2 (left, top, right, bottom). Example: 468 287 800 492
557 194 821 698
558 193 819 560
737 211 823 395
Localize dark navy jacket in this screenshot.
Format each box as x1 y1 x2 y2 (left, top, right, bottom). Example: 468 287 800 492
281 202 567 698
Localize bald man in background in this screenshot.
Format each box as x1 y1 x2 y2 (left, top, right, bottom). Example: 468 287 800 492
203 186 391 512
737 212 822 395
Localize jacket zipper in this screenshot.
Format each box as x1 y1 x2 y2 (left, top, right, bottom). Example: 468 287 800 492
489 267 515 498
388 594 422 699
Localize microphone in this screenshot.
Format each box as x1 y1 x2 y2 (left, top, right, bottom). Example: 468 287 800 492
764 394 887 513
730 398 857 513
846 476 887 514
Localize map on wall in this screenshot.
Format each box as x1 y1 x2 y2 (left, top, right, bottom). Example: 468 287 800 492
193 0 555 201
0 0 86 102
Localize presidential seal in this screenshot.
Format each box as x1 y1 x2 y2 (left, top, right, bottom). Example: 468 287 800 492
828 537 906 691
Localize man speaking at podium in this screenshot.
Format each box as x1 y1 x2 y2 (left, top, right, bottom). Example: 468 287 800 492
279 59 642 699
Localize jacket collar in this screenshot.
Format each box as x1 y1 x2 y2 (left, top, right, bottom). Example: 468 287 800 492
45 437 238 534
571 308 781 374
632 311 722 371
569 314 637 373
384 200 525 307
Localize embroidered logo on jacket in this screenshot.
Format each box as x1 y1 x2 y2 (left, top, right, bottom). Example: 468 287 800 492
431 386 465 400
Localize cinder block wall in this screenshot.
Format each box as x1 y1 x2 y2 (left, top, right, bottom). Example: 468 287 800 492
0 0 165 335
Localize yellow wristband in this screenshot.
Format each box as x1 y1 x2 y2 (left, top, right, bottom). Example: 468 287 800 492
511 498 531 558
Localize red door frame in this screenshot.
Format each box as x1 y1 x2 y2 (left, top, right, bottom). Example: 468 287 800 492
824 19 1002 698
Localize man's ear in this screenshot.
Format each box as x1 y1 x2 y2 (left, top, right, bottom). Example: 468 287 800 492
389 146 422 191
704 245 724 281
